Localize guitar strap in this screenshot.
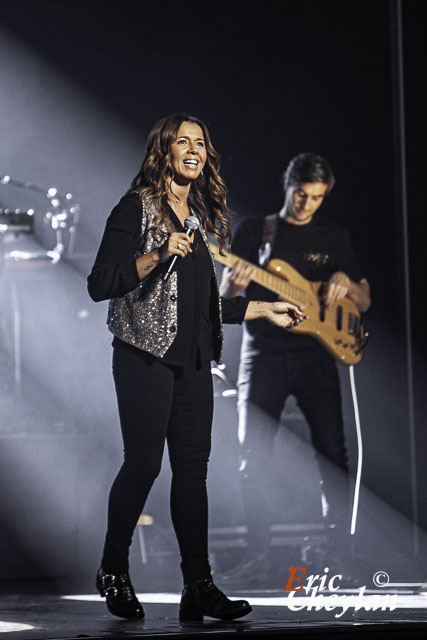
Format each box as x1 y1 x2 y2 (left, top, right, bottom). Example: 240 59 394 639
258 213 279 266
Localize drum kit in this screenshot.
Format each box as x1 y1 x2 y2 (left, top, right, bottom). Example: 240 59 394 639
0 174 80 397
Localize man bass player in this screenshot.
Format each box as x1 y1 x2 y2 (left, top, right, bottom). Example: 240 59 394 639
220 152 371 580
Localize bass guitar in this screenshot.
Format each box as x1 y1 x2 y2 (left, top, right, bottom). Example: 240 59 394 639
210 243 368 365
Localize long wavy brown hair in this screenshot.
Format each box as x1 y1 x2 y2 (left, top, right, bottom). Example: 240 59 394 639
131 114 231 253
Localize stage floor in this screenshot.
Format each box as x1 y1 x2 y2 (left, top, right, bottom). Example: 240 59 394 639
1 585 427 640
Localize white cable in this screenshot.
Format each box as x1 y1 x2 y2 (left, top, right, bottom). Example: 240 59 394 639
349 364 362 535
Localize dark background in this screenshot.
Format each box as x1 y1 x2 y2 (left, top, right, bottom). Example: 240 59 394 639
0 0 425 585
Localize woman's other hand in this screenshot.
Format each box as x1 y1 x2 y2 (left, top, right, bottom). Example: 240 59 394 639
245 300 307 328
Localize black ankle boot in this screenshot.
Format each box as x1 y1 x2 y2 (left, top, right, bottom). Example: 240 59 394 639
179 577 252 621
96 567 144 619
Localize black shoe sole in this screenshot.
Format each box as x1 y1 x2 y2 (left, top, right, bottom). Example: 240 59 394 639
106 599 145 619
179 603 252 621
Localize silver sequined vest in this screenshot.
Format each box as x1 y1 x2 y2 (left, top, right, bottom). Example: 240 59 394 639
107 197 224 361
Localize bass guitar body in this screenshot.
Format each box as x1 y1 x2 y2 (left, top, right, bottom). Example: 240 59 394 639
266 259 365 365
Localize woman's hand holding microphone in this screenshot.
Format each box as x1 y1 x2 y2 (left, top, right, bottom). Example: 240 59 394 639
158 231 194 262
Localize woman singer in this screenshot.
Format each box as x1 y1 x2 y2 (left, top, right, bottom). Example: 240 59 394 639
87 114 305 621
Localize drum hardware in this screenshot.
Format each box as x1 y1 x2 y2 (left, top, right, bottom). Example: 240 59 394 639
0 175 80 262
0 175 81 396
0 208 34 235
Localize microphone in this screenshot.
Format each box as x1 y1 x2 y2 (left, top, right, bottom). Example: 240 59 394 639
163 215 200 281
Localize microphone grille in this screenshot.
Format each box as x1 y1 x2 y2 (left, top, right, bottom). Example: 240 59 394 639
184 215 200 231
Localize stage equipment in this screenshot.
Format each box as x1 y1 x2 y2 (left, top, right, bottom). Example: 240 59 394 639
0 175 81 393
211 363 237 398
0 208 34 235
0 175 80 263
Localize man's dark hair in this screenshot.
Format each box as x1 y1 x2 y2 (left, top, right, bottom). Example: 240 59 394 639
283 152 335 193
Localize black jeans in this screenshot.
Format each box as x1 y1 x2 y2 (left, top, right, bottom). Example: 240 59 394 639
102 339 213 583
237 347 349 550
